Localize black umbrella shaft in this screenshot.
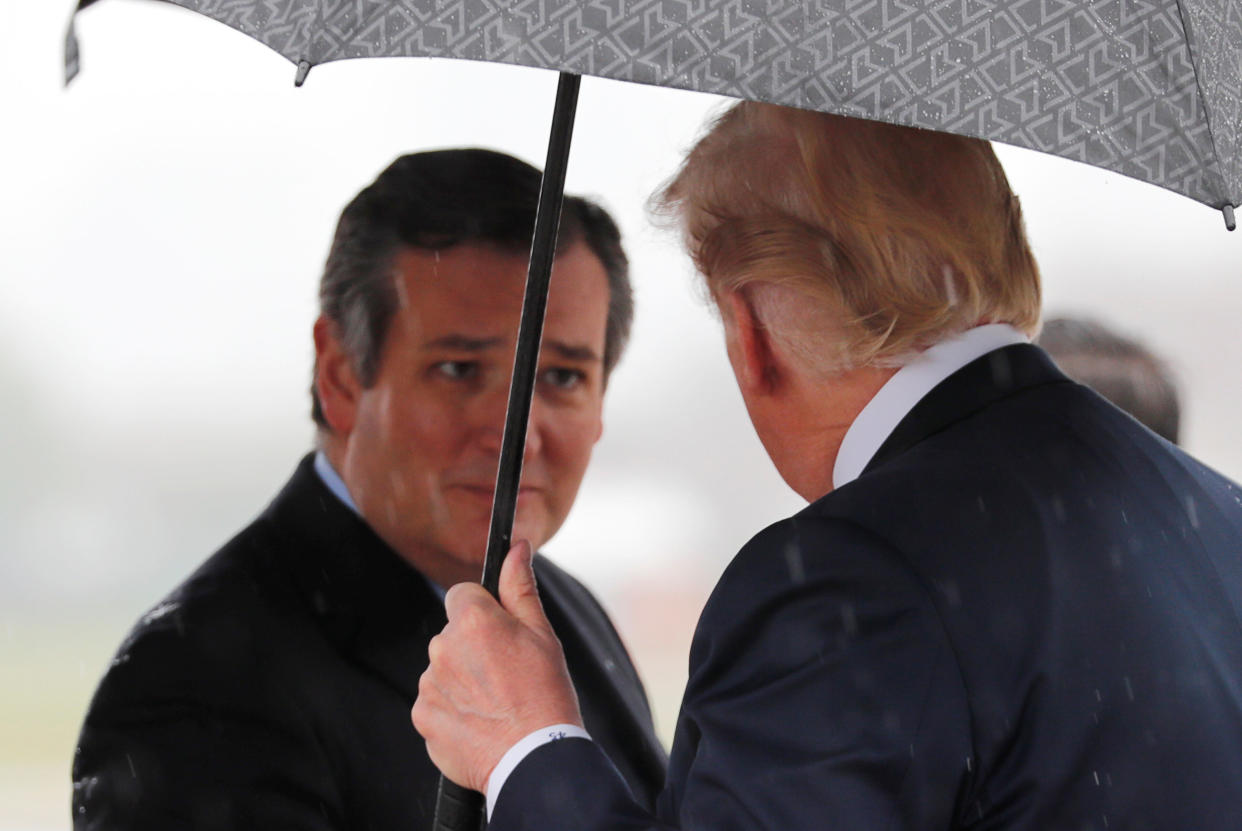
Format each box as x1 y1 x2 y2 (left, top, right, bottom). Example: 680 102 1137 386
481 71 581 597
432 70 581 831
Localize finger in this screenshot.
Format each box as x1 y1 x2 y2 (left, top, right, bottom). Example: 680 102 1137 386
410 677 433 734
443 580 497 622
499 539 549 631
425 630 448 668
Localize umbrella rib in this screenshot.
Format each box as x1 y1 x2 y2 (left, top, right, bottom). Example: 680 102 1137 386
1169 0 1240 214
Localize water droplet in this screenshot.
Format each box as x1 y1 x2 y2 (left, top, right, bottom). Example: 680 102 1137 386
942 265 958 305
937 580 962 608
840 603 858 636
783 540 805 585
141 601 180 626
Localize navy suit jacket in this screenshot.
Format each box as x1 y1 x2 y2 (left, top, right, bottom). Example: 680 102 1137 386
73 455 666 829
493 344 1242 831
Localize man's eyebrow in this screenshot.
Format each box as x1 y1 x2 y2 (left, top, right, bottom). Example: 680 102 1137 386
422 334 600 363
422 335 505 351
543 340 601 363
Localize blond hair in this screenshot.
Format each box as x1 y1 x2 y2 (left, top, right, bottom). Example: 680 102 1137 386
657 103 1041 374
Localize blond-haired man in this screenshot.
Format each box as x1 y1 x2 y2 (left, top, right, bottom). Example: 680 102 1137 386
415 105 1242 831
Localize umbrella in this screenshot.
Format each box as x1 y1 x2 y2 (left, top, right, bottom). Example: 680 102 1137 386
67 0 1241 221
63 0 1241 827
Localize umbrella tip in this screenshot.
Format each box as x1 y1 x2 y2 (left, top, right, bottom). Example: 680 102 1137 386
1224 205 1236 232
294 60 312 87
64 13 82 86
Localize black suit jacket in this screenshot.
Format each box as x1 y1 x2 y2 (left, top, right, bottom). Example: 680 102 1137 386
73 455 666 829
492 344 1242 831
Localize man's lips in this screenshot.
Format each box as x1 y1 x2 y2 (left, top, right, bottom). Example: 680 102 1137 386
452 484 543 502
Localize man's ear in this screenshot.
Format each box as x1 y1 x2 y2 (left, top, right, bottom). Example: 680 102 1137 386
313 315 360 436
721 290 782 397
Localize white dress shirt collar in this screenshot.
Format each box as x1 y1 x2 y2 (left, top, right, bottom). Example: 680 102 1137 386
832 324 1030 489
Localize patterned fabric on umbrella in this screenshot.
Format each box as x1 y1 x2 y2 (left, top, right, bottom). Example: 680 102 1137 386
68 0 1241 220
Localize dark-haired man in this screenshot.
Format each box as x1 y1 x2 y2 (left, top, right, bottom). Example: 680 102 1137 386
73 149 666 829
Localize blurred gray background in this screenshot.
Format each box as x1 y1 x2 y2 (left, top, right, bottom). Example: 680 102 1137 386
3 2 1240 828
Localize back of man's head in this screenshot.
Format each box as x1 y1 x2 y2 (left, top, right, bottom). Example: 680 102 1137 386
312 148 633 429
1037 316 1181 443
657 103 1041 375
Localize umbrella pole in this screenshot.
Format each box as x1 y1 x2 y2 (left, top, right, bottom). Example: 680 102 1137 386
480 71 582 596
432 70 582 831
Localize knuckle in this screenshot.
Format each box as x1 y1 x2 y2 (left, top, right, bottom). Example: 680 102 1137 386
416 669 434 697
457 600 490 632
445 582 483 613
443 583 467 608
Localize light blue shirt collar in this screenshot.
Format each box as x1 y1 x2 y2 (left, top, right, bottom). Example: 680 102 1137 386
833 324 1030 489
313 450 361 516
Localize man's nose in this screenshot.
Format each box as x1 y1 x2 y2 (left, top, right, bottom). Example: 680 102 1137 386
473 382 544 460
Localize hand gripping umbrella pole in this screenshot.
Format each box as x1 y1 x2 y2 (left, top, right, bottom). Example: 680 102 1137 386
432 70 582 831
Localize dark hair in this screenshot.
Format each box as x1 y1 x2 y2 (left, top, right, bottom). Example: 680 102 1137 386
312 149 633 429
1037 316 1181 443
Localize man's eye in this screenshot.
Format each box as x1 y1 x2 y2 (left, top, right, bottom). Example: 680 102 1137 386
541 367 586 390
434 361 478 380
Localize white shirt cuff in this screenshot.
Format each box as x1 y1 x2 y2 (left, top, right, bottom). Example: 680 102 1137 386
485 723 591 819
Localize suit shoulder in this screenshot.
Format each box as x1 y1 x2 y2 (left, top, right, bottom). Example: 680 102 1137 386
83 515 315 724
532 555 614 629
532 555 635 659
716 513 916 593
701 514 943 645
531 554 648 689
684 513 970 798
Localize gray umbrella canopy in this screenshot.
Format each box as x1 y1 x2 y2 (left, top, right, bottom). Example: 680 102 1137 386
69 0 1241 219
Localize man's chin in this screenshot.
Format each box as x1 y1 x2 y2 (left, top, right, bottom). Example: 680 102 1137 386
418 520 552 585
423 555 486 589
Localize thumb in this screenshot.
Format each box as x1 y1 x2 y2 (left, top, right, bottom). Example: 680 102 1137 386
499 539 550 632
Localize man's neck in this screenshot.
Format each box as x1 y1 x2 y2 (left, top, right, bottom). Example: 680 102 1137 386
831 323 1031 489
769 364 898 501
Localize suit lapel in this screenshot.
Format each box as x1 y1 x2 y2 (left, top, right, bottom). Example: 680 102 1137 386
539 582 646 732
535 561 669 802
263 455 444 702
864 344 1069 475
